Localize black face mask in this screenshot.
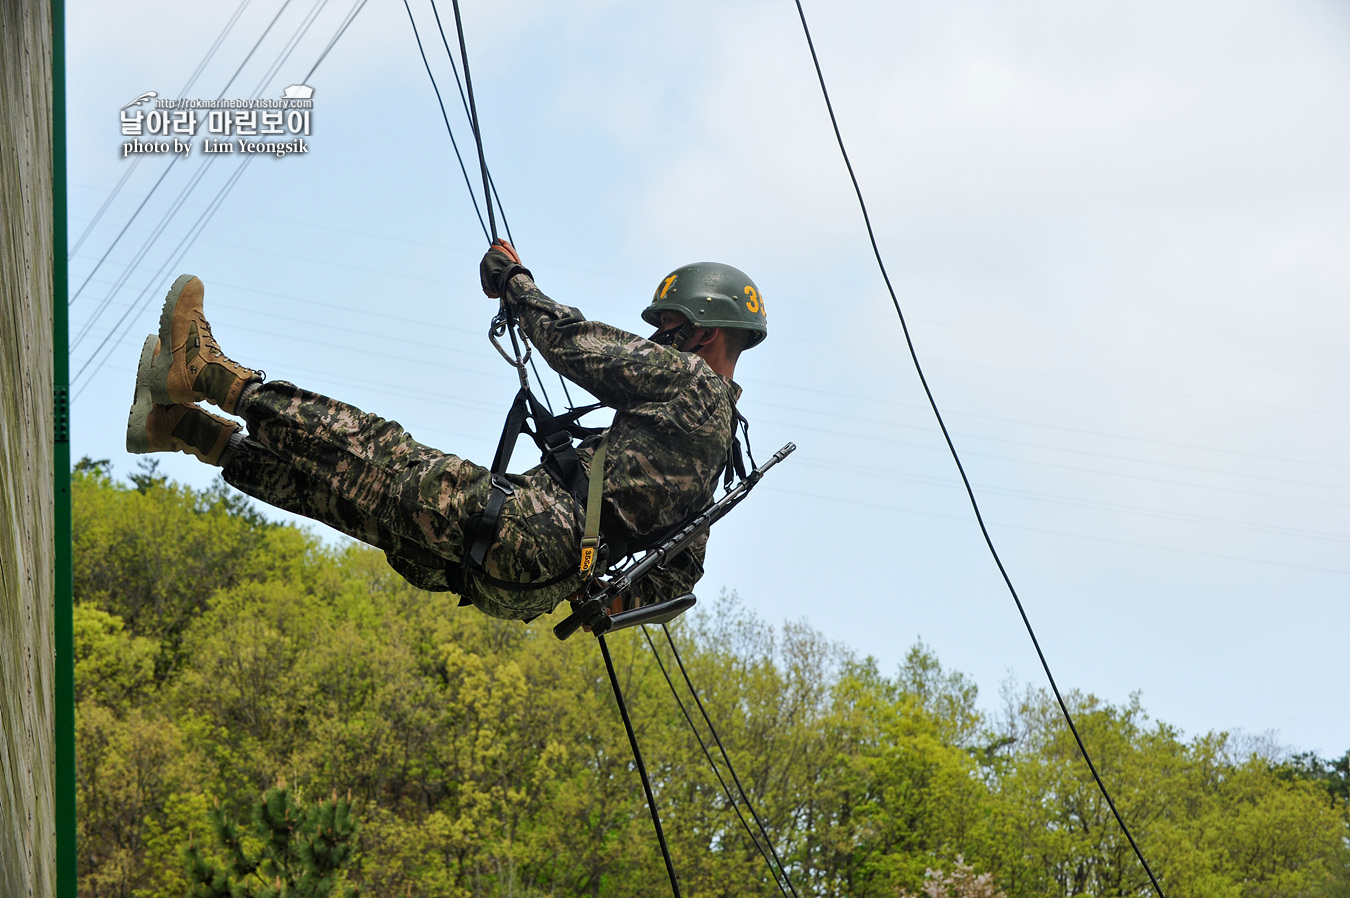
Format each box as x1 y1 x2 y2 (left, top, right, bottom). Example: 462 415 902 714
650 322 696 349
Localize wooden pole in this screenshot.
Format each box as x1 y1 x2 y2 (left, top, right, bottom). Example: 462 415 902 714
0 0 61 895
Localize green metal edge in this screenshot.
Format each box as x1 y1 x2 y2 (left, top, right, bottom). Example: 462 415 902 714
51 0 76 895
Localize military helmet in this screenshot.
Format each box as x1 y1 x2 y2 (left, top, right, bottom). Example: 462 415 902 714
641 262 767 349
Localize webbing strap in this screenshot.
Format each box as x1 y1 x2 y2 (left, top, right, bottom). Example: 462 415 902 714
466 474 513 571
461 382 608 589
490 387 531 474
579 434 609 577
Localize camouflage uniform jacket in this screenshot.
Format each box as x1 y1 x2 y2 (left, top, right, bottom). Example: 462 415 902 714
498 272 742 612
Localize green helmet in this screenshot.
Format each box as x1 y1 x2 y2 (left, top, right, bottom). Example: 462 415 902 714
641 262 767 349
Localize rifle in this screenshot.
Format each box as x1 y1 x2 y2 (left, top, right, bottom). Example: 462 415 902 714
553 442 796 640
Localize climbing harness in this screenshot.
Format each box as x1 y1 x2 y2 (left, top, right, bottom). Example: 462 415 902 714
457 307 608 593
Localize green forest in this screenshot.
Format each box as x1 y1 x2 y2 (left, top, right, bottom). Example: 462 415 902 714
73 460 1349 898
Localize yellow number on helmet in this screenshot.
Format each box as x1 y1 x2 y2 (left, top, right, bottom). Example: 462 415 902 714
744 285 761 315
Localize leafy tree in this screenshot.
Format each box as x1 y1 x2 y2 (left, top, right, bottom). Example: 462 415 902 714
73 601 205 897
73 603 157 709
1280 750 1350 812
185 785 360 898
72 462 305 681
808 654 994 896
70 466 1349 898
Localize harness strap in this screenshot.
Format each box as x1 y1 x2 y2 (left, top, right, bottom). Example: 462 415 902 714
498 390 531 471
527 392 604 507
466 474 513 571
722 409 752 491
471 566 576 592
459 382 608 591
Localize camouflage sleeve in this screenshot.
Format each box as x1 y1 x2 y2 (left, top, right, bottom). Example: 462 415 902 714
502 273 704 410
623 531 707 609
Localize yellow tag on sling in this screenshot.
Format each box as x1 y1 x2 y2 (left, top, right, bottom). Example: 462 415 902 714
579 437 608 577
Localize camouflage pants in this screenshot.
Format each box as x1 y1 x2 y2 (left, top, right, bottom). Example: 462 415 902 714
221 381 585 620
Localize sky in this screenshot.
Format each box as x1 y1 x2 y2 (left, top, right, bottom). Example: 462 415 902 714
65 0 1349 758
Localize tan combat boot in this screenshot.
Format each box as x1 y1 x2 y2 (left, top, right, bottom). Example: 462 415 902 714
150 274 262 415
128 335 240 465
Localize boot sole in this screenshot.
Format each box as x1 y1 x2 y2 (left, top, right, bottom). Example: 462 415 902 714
126 334 159 454
150 273 196 406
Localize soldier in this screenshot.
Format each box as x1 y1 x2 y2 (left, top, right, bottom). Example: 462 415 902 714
125 242 767 621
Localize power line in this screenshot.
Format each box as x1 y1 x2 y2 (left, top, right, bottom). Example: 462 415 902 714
69 159 183 309
180 0 259 98
82 298 1350 573
753 483 1350 576
71 237 1350 509
910 315 1350 386
71 0 374 395
75 158 253 398
67 0 256 260
91 194 1344 432
783 455 1350 544
751 411 1350 494
69 160 147 262
791 2 1168 895
220 0 297 97
304 0 370 82
70 224 1350 508
247 0 332 98
71 158 220 351
68 0 295 312
917 351 1350 420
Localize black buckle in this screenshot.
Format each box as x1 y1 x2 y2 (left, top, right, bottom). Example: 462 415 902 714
649 323 695 348
542 429 572 455
465 474 516 571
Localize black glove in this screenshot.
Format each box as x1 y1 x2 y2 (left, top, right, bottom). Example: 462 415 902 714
480 240 532 298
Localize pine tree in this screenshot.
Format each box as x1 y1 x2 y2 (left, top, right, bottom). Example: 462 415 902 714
186 784 360 898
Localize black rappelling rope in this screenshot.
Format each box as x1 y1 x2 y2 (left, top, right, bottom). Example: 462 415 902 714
790 3 1167 896
401 0 489 240
599 635 683 898
428 0 514 248
436 23 675 893
642 626 799 898
448 0 497 243
658 624 799 898
407 0 571 410
436 0 575 410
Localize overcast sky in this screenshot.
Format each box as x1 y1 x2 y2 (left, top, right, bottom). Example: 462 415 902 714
66 0 1349 758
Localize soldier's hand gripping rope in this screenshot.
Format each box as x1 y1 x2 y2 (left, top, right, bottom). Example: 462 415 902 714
480 239 529 299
